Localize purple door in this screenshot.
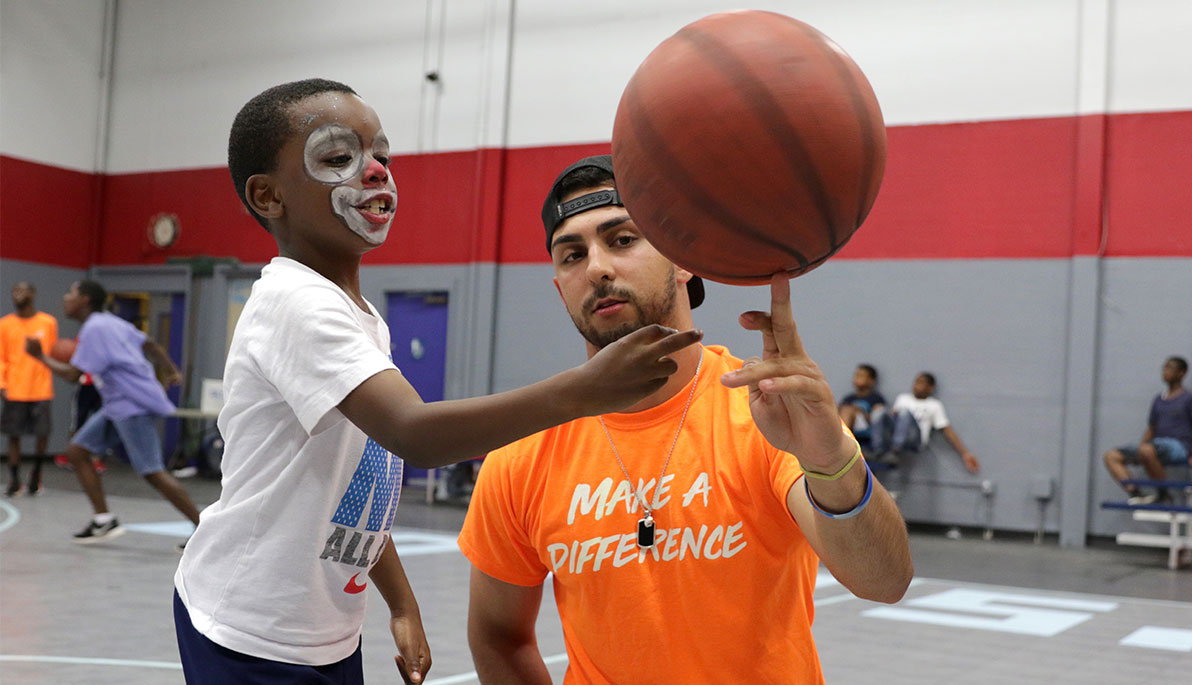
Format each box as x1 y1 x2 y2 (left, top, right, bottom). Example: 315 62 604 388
386 291 449 484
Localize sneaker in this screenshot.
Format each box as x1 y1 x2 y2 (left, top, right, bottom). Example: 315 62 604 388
1127 492 1159 505
5 481 23 497
172 466 198 479
27 480 41 496
945 526 963 540
73 518 125 544
92 458 107 474
54 454 73 470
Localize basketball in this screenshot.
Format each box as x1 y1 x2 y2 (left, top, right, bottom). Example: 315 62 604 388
50 338 76 363
611 10 887 285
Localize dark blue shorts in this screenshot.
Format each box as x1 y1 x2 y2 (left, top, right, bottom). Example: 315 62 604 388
174 591 363 684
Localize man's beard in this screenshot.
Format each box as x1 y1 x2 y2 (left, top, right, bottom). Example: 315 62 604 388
569 270 677 349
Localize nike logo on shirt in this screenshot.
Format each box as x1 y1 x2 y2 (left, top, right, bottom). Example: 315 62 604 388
344 572 368 594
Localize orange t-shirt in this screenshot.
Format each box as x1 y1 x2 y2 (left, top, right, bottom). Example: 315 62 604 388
0 312 57 401
458 345 823 684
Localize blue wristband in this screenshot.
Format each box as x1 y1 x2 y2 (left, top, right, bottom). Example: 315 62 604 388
804 461 873 520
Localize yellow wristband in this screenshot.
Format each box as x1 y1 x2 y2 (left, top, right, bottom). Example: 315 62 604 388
802 442 863 481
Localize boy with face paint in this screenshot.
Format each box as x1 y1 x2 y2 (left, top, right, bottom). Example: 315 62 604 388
173 80 701 683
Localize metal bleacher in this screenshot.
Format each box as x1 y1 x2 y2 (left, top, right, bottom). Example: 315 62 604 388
1101 478 1192 570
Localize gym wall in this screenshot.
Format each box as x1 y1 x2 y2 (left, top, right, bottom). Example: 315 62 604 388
2 0 1191 541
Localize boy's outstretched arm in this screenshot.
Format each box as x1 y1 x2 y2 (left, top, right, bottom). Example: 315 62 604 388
370 539 431 684
940 426 979 472
339 325 701 468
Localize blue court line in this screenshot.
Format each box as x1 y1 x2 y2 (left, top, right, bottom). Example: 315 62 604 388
0 500 20 535
0 655 182 670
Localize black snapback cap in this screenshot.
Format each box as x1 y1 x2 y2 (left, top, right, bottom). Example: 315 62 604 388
541 154 704 308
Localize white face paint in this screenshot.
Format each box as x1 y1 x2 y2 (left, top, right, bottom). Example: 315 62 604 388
303 123 365 184
303 122 397 245
331 186 392 245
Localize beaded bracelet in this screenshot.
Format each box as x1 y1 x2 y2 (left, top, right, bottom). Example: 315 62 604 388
804 461 874 520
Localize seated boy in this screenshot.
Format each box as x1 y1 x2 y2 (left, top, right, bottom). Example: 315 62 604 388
872 372 979 473
838 363 886 451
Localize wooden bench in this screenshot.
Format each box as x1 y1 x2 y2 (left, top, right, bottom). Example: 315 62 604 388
1101 479 1192 570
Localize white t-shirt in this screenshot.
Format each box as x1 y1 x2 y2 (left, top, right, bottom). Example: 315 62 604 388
891 393 950 446
175 257 403 665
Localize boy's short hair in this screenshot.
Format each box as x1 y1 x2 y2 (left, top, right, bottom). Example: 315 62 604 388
76 280 107 311
857 363 878 382
1169 357 1189 374
228 78 358 230
918 372 937 387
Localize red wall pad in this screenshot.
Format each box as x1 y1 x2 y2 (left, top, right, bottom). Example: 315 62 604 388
0 156 96 268
5 111 1192 269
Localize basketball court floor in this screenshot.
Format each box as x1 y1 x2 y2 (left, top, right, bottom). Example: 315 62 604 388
2 462 1191 684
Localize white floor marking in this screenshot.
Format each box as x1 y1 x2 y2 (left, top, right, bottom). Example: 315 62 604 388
0 655 182 670
913 575 1192 609
814 570 841 590
122 521 194 537
863 588 1118 636
391 530 459 557
1119 626 1192 652
425 653 568 685
0 500 20 534
815 574 926 607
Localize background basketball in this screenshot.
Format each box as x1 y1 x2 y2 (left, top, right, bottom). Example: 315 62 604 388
50 338 76 363
611 10 887 285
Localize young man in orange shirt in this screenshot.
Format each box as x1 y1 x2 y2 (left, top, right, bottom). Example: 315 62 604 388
1 281 57 496
458 156 914 683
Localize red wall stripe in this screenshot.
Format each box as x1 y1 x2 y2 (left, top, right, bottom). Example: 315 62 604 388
0 156 96 269
1103 111 1192 256
3 111 1191 269
98 167 278 265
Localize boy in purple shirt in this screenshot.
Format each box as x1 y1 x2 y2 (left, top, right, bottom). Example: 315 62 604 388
28 280 202 543
1103 356 1192 504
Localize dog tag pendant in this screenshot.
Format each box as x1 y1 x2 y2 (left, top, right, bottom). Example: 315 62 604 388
637 512 656 548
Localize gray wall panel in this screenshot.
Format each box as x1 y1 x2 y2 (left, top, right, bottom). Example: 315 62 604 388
29 254 1179 538
1089 258 1192 536
361 263 496 401
492 259 1077 534
0 259 87 453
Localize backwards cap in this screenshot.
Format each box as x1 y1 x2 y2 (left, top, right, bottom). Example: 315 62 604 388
540 155 704 308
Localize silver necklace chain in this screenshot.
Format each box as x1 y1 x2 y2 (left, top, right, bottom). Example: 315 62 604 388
597 349 703 518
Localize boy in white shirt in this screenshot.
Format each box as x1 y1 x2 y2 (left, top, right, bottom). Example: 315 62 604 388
874 372 980 473
173 79 700 684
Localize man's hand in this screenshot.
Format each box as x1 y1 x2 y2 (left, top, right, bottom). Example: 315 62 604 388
721 274 853 473
161 368 184 387
575 325 703 416
24 337 44 359
390 613 431 684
